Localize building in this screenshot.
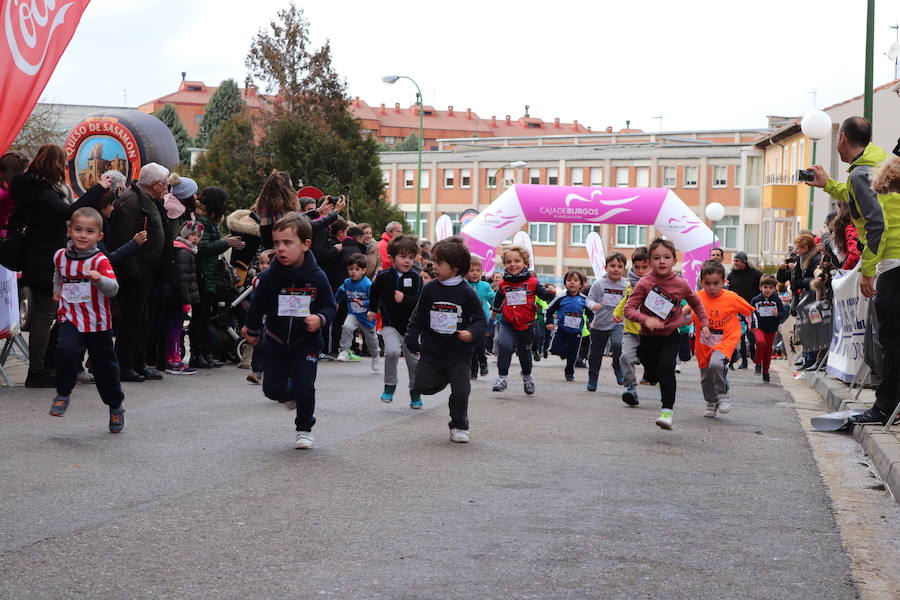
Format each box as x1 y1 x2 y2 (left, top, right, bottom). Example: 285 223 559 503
378 129 767 284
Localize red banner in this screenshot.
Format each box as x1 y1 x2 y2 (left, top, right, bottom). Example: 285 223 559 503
1 1 91 153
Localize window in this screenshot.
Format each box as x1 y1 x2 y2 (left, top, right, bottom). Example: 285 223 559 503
615 225 648 247
404 211 428 237
571 168 584 186
385 136 396 145
713 165 727 188
444 212 463 235
616 167 629 187
743 224 759 255
501 168 514 186
534 264 558 285
420 171 429 189
684 165 698 187
662 166 676 187
528 222 557 245
735 164 742 188
547 168 559 185
635 167 649 187
713 215 739 250
487 168 498 188
444 169 455 188
589 167 603 186
529 168 540 184
382 171 390 188
403 170 414 188
460 168 471 188
195 114 203 124
571 224 601 246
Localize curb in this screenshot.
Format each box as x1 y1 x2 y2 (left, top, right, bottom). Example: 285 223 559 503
804 371 900 502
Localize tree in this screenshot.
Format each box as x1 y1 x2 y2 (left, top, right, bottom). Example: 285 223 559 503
10 103 63 157
391 132 420 152
192 114 266 214
152 103 193 166
197 79 244 148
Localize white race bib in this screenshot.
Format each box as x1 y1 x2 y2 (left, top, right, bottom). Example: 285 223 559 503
278 294 311 317
61 281 92 304
808 308 822 324
757 304 777 318
430 302 460 334
563 314 582 329
402 277 413 288
602 291 623 307
644 286 675 320
350 300 367 313
506 288 527 306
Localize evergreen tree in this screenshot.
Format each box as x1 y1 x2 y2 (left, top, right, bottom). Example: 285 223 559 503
391 132 419 152
192 114 266 214
152 103 193 166
197 79 244 148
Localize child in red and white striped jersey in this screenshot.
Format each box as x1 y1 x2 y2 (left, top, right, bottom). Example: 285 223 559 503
48 207 126 433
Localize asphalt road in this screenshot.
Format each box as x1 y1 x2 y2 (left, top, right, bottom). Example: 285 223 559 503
0 355 856 599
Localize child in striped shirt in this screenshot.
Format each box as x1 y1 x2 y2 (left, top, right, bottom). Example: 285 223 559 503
49 207 125 433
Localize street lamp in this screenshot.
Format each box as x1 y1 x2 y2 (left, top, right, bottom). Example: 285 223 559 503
488 160 527 203
705 202 725 257
383 74 424 236
800 110 833 231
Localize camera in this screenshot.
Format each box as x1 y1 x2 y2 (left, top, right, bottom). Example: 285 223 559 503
325 195 341 205
892 137 899 157
797 169 816 183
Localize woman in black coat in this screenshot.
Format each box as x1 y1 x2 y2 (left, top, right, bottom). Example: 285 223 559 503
8 145 70 388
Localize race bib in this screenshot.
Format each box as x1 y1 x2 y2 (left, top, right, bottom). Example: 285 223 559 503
402 277 413 288
350 300 367 313
702 328 724 346
506 288 528 306
563 313 582 329
757 304 777 318
278 294 311 317
430 302 460 334
61 281 92 304
602 290 623 307
644 286 675 320
808 308 822 324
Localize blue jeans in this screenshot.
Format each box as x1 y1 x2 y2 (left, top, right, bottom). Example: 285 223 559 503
497 321 534 377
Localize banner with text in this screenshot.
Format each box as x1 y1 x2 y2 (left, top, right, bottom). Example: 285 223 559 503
826 266 869 383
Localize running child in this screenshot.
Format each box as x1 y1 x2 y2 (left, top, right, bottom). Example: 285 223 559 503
491 245 556 395
405 237 487 443
624 238 709 430
335 253 380 371
48 207 126 433
466 259 495 379
368 235 423 408
585 253 628 391
687 260 753 418
614 247 651 405
246 249 273 384
750 274 787 383
165 220 203 375
242 215 336 449
545 270 590 382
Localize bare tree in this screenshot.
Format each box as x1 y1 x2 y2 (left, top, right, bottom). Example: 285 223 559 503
10 103 63 157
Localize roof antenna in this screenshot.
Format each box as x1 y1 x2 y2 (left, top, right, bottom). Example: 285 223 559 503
626 119 631 129
524 104 530 118
181 71 187 81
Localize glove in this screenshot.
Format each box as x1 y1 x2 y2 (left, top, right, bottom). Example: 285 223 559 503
182 304 191 314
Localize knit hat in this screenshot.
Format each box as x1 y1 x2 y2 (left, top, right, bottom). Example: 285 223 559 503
733 251 749 264
169 175 198 201
180 220 204 239
164 193 186 219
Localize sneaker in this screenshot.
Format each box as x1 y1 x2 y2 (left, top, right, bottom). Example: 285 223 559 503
294 431 314 449
108 406 125 433
615 372 624 385
762 372 770 383
655 409 674 430
49 395 70 417
320 353 336 362
639 378 651 386
755 364 762 375
371 356 381 372
471 372 478 381
565 374 574 382
718 398 732 414
622 387 639 406
450 428 470 443
523 377 535 395
574 358 587 369
76 370 94 384
586 379 597 392
492 378 507 392
738 361 748 370
247 372 262 384
674 365 681 374
380 384 396 403
704 403 718 418
347 351 362 361
532 352 541 362
480 365 489 377
847 408 890 426
336 350 351 362
410 393 423 409
165 363 197 375
25 370 55 388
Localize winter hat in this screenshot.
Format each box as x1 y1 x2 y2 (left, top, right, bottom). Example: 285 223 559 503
168 173 198 201
733 251 749 264
180 220 204 239
163 193 186 219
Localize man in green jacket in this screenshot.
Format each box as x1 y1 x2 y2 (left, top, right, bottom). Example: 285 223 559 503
810 117 900 425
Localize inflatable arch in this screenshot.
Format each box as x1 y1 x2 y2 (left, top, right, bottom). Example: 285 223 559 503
460 184 717 289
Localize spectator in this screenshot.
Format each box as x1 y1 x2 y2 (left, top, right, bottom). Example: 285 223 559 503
356 221 379 277
163 173 198 242
710 247 724 263
304 196 344 262
827 202 860 270
378 221 403 269
726 251 762 369
254 171 298 250
0 152 29 237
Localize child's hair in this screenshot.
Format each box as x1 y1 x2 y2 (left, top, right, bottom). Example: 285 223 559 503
198 186 229 221
631 246 650 263
873 155 900 194
347 226 364 240
777 281 787 293
648 237 677 258
346 252 368 269
388 234 419 258
564 270 587 285
254 170 298 219
0 152 29 185
258 249 274 264
70 206 103 229
273 213 312 241
331 217 348 236
699 259 725 280
422 268 436 281
501 244 530 267
469 258 483 271
760 274 778 287
431 236 472 276
606 252 627 267
357 222 372 232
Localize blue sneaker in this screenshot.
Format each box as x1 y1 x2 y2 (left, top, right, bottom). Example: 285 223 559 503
380 384 396 403
622 387 639 406
615 372 624 386
108 405 125 433
565 374 574 382
49 395 69 417
586 380 597 392
410 393 422 409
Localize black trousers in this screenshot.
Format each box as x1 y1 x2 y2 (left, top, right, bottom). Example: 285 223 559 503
470 336 487 376
587 326 623 382
873 268 900 416
56 322 123 409
551 329 582 376
497 321 534 377
259 337 320 432
414 360 470 430
636 331 681 409
114 270 152 372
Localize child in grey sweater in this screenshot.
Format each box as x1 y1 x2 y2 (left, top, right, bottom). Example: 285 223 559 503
584 253 628 391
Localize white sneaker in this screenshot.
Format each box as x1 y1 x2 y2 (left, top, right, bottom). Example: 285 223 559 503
336 350 351 362
294 431 314 449
718 398 732 414
371 356 381 372
704 403 718 418
449 428 470 443
655 409 674 430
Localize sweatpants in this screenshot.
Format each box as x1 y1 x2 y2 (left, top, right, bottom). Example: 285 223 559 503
532 322 546 357
700 350 730 405
259 337 320 432
587 325 623 382
619 331 641 388
55 322 123 409
330 301 348 355
413 360 470 430
340 314 379 356
636 331 681 409
470 335 487 377
753 329 776 374
382 326 418 389
497 320 534 378
551 329 582 377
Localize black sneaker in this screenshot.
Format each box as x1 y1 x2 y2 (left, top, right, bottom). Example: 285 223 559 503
189 355 213 369
755 364 762 375
480 365 488 376
574 358 587 369
120 369 146 383
108 405 126 433
762 372 770 383
25 370 55 388
137 366 163 380
847 408 890 426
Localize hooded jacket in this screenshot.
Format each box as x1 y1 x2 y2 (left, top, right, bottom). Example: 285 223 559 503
171 236 200 306
823 143 900 277
106 183 170 281
226 209 261 270
196 214 230 294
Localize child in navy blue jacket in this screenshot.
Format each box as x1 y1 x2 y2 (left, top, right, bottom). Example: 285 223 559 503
243 215 336 449
545 270 590 382
749 274 788 383
335 253 380 371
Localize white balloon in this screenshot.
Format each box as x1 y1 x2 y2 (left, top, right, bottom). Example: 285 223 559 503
800 110 832 141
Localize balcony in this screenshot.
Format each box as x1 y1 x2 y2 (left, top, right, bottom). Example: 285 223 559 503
764 173 798 185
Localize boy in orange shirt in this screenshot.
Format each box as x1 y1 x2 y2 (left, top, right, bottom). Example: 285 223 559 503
688 260 753 418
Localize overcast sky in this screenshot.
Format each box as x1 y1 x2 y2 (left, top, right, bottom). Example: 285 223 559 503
41 0 900 132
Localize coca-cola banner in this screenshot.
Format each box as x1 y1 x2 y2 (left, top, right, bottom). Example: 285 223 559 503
1 0 92 153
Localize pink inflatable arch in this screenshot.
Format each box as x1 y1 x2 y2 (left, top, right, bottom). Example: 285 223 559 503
460 184 716 289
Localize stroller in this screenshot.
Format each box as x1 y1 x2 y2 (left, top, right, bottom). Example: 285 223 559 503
205 257 255 364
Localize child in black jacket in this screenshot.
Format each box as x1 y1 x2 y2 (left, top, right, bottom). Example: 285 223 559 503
405 237 486 443
243 215 336 449
165 220 202 375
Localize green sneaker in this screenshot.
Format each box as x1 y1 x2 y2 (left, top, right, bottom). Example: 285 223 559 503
655 409 674 430
347 351 362 362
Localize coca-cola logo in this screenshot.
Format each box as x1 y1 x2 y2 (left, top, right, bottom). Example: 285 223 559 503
4 0 77 76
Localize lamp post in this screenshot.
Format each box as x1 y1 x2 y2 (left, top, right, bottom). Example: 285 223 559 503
488 160 527 203
383 75 424 236
800 110 833 231
705 202 725 257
